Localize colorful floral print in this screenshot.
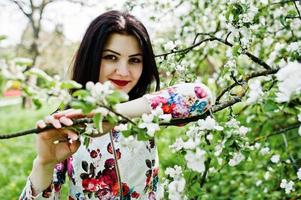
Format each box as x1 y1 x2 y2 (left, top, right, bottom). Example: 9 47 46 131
145 83 212 119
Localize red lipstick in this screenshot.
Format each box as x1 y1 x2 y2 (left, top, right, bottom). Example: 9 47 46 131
110 79 130 86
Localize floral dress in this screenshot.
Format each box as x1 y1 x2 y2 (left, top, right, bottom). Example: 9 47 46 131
20 83 213 200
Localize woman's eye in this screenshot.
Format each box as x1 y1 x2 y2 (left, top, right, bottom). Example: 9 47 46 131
129 58 141 63
103 55 117 60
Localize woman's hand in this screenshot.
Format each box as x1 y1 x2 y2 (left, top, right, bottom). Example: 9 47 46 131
35 109 116 166
35 109 83 166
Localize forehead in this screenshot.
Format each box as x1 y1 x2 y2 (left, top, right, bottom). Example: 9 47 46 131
103 33 141 54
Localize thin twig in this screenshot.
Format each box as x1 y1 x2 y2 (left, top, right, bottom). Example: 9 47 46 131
252 123 301 143
272 0 300 4
281 134 298 172
293 0 301 20
216 68 279 103
99 104 136 125
155 38 215 58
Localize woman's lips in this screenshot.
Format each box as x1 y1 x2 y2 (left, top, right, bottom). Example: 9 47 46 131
109 79 130 87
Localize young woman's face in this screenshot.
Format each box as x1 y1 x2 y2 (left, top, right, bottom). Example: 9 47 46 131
99 33 143 94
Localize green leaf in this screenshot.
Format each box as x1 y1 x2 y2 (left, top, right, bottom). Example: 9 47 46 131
280 15 288 28
136 127 150 141
121 130 132 137
190 181 202 197
93 113 103 133
72 89 90 99
60 80 82 90
32 98 42 109
70 100 93 114
83 137 90 148
106 114 118 125
14 58 33 66
106 91 129 105
232 43 242 56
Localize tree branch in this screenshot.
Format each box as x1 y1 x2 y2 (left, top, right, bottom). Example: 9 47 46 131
272 0 300 4
210 35 272 70
155 38 215 58
252 123 301 143
293 0 301 20
155 33 272 71
9 0 31 18
216 68 279 103
1 66 281 139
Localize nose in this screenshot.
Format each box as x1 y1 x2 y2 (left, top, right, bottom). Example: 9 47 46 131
116 61 130 76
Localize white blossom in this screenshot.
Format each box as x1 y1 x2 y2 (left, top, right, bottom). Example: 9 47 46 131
270 154 280 163
280 179 295 194
206 134 213 141
182 138 200 150
254 143 261 149
260 147 270 155
163 40 177 51
226 118 240 128
165 165 182 178
276 62 301 103
256 180 262 186
168 178 186 200
287 42 301 54
246 79 263 104
114 124 128 132
170 138 185 152
168 178 185 193
229 152 245 166
197 116 223 131
138 117 160 137
84 123 98 136
185 148 206 173
264 172 270 180
238 126 250 137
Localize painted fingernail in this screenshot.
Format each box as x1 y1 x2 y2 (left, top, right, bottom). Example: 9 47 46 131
53 120 62 129
36 120 46 129
60 117 73 126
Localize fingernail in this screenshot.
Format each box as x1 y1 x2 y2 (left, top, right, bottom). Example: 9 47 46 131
36 120 46 129
53 121 62 129
60 117 73 126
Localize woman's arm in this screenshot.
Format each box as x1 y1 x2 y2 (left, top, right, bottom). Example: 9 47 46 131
117 82 213 119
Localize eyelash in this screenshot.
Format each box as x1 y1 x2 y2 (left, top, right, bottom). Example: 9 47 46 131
129 58 141 64
103 55 117 61
102 55 142 64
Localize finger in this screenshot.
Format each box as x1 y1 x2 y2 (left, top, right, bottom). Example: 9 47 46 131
36 120 46 129
53 109 75 119
69 139 81 154
64 109 86 119
61 128 79 141
59 116 73 126
45 115 61 129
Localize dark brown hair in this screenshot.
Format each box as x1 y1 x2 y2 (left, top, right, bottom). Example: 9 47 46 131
72 10 160 100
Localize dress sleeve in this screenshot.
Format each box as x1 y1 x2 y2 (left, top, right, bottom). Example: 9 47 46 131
19 161 67 200
143 82 213 119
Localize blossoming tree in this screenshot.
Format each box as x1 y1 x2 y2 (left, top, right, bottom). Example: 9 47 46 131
1 0 301 199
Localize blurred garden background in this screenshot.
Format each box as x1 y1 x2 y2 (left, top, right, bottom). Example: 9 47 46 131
1 0 301 199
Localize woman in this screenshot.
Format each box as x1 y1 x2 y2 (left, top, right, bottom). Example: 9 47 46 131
20 10 212 200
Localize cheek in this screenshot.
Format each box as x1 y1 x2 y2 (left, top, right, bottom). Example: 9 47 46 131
99 62 113 82
133 65 143 81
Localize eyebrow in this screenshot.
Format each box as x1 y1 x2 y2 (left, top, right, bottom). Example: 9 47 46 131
103 49 142 57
